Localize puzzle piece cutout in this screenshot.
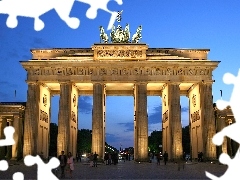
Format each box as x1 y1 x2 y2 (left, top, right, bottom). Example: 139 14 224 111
0 160 8 171
0 0 123 31
206 150 240 179
24 155 60 180
0 126 15 176
0 126 15 146
0 0 79 31
205 69 240 179
77 0 123 30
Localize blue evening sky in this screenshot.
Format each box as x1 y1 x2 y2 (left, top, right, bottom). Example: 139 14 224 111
0 0 239 148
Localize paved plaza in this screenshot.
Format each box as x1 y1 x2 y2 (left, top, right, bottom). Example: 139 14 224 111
0 158 227 179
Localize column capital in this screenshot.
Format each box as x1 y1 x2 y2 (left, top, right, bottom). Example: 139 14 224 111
167 81 181 86
92 81 105 85
201 80 214 85
58 80 73 85
134 81 148 85
26 80 39 85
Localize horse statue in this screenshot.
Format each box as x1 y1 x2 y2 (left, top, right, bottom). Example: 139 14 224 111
114 25 125 43
99 26 108 43
110 25 116 42
123 23 130 43
132 25 142 43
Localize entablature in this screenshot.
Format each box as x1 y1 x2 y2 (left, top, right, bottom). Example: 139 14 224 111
29 46 211 61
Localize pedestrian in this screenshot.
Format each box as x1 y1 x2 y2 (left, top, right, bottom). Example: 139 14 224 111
104 153 108 165
157 152 161 165
108 153 112 165
58 151 67 178
93 152 98 167
88 153 94 167
79 152 82 162
163 151 168 165
76 152 79 162
67 152 74 178
183 152 186 162
200 152 203 162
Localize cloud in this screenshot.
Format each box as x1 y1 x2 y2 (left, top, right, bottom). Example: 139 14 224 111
148 105 162 124
118 122 134 132
78 96 92 114
106 131 134 148
148 105 189 125
148 123 162 132
181 106 189 112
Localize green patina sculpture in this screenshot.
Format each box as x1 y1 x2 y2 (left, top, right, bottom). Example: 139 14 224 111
99 10 141 43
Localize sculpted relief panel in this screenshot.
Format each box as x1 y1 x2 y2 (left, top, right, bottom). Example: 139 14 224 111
97 50 143 59
28 66 211 77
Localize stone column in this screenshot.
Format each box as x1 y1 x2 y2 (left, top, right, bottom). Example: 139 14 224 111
215 113 227 157
102 85 106 159
12 115 19 160
92 83 104 160
199 82 216 160
6 120 12 159
57 82 72 155
23 82 40 157
168 83 183 160
133 85 137 160
0 117 7 159
162 83 182 160
134 82 148 162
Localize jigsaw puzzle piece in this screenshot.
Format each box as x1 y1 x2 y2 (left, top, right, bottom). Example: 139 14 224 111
0 0 80 31
54 0 80 29
24 155 60 180
205 171 220 180
206 153 233 179
0 126 15 146
215 100 229 111
213 123 240 146
0 0 54 31
12 172 24 180
0 160 8 171
76 0 123 30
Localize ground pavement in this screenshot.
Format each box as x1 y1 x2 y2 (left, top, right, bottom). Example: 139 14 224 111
0 158 227 179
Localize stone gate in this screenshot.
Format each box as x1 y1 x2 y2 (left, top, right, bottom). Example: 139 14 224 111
19 42 219 161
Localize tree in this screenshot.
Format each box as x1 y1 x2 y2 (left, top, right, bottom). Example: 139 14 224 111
148 130 162 153
77 129 92 153
182 125 190 154
148 126 190 155
49 123 58 156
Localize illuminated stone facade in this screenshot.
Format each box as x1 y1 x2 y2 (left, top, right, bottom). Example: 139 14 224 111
19 43 220 161
0 102 25 160
214 104 238 158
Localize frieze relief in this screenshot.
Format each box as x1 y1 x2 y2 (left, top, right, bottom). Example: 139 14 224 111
97 50 143 59
28 67 211 76
73 94 77 107
40 110 48 123
191 110 200 123
192 94 197 107
42 94 47 107
162 110 168 123
71 111 76 123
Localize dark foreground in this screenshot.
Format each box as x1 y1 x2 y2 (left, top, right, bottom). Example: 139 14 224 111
0 158 227 180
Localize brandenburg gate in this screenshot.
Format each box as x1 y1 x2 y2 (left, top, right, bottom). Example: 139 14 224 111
20 21 219 161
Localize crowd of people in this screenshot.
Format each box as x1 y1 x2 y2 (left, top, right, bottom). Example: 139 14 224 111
58 151 74 178
55 150 205 178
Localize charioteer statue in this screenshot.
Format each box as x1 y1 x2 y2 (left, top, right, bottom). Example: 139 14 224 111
99 10 142 43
